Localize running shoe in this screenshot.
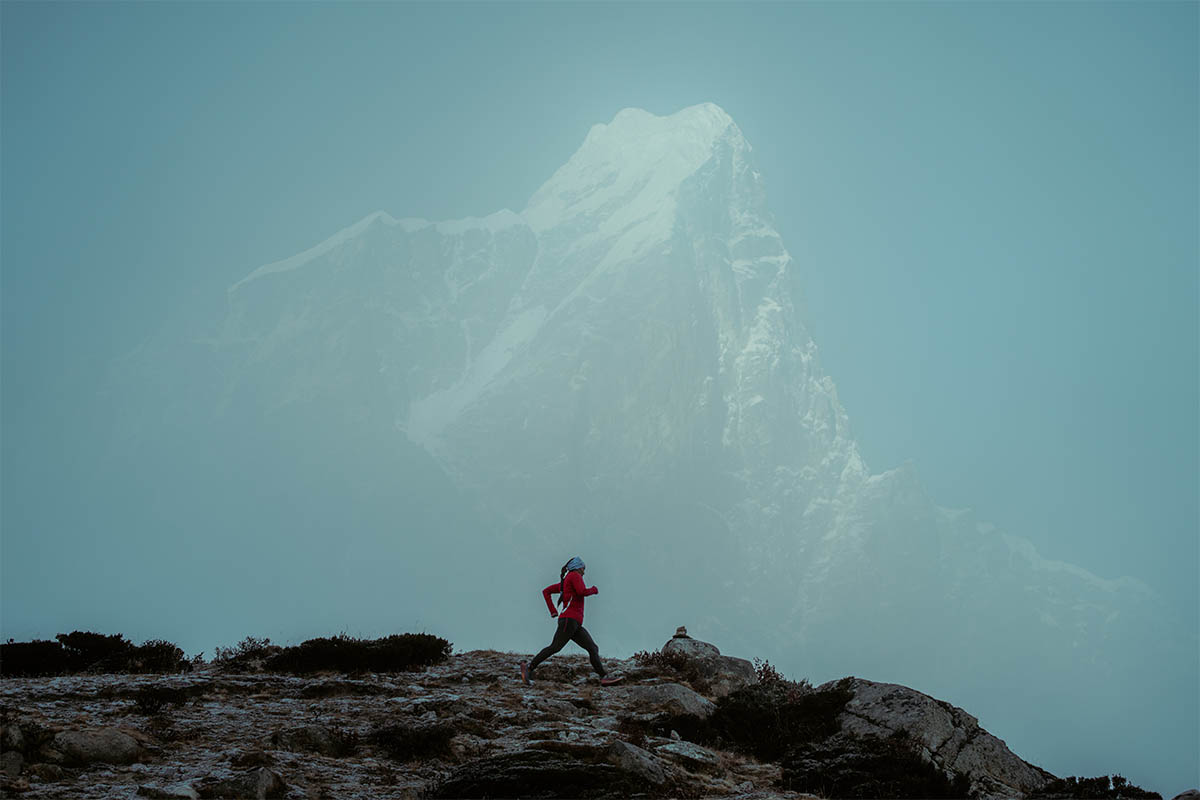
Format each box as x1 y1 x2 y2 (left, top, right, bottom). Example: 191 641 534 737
599 675 624 686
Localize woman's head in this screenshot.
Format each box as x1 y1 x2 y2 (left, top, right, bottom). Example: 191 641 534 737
558 556 586 607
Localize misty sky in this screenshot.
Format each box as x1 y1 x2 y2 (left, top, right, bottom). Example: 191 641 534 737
5 1 1195 626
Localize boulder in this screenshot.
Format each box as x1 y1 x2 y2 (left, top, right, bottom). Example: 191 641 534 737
826 677 1054 798
627 683 716 718
707 656 758 697
53 728 148 765
605 740 672 786
195 767 286 800
662 635 720 661
1170 793 1200 800
660 633 757 697
655 741 723 773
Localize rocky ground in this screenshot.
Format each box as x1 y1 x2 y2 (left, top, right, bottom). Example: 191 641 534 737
1 632 1180 800
0 645 796 800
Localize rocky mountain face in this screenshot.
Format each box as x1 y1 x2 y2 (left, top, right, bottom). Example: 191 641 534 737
106 103 1196 790
0 632 1076 800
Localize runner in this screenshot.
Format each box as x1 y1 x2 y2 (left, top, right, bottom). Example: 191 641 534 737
520 556 622 686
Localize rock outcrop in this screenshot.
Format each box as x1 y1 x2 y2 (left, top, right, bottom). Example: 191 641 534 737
823 677 1054 799
627 682 717 718
662 631 758 698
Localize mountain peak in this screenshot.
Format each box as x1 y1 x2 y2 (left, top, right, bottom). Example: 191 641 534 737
584 102 740 147
521 103 748 234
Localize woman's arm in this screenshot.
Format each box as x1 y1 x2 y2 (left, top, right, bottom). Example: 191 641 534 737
542 583 562 616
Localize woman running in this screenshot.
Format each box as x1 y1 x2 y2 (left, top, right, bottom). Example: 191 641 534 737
520 556 622 686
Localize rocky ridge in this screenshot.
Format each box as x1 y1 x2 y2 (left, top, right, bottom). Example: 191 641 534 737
0 631 1113 800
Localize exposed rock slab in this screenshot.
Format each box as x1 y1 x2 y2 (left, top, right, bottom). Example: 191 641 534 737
0 646 1073 800
627 682 716 718
136 783 201 799
828 677 1053 797
605 739 672 786
656 740 723 773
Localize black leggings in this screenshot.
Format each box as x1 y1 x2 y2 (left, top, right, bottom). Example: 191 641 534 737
528 616 606 677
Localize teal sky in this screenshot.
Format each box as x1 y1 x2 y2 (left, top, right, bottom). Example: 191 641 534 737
2 0 1196 785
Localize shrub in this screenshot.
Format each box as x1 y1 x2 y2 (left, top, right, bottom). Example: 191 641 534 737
781 730 973 799
649 711 715 744
57 631 134 672
265 633 452 675
1 639 69 677
1031 775 1161 799
708 676 853 761
212 636 278 672
133 685 190 715
2 633 188 676
368 722 455 761
129 640 187 673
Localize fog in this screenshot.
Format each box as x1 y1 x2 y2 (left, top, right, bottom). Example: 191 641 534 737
2 2 1196 796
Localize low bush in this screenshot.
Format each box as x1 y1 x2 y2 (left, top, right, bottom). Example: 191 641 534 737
368 722 455 761
129 640 187 673
1 639 69 677
58 632 133 672
265 633 452 674
1031 775 1161 799
212 636 278 672
1 633 188 677
708 675 854 761
133 685 190 715
650 711 714 744
781 730 973 799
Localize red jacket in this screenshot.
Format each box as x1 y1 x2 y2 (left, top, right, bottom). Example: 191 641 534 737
542 570 597 623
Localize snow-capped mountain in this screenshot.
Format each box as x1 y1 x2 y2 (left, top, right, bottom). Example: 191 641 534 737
111 103 1194 791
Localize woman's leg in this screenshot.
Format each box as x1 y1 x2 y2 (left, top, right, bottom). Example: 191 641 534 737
571 624 607 677
528 617 575 674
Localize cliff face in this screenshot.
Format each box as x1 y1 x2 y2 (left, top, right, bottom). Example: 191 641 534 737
106 103 1196 787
